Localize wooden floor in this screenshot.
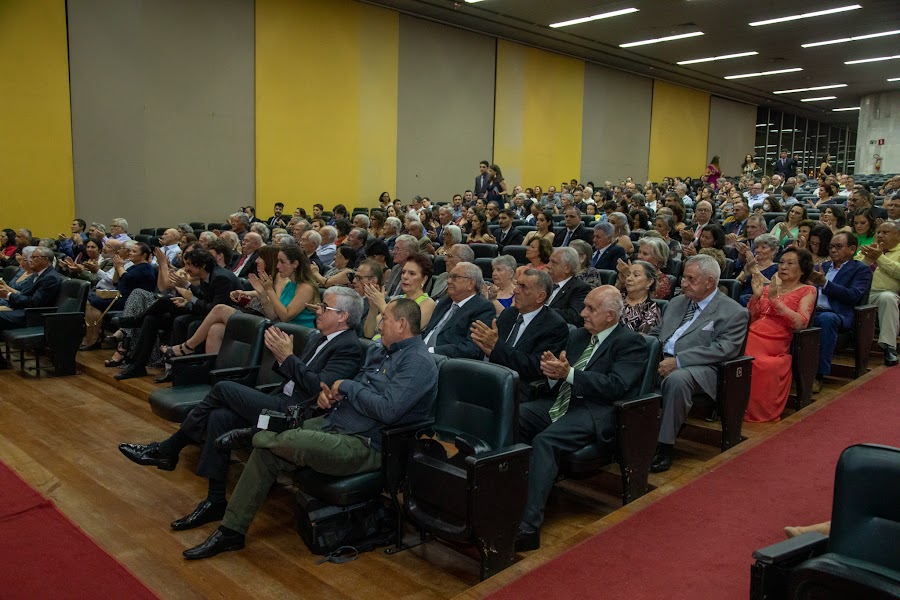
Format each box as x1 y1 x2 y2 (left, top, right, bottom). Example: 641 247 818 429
0 346 887 600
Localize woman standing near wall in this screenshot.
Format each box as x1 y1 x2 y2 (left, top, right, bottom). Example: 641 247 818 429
705 155 722 188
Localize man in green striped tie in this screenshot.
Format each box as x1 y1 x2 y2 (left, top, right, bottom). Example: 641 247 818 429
515 286 647 552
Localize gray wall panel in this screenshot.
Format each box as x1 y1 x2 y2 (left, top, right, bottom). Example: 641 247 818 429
67 0 254 231
708 96 757 178
581 63 652 184
396 15 495 203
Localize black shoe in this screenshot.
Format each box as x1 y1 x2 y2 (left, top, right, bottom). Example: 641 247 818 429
884 346 899 367
171 500 228 531
182 526 244 560
118 442 178 471
114 364 147 380
515 523 540 552
78 339 102 352
649 445 674 473
215 428 255 452
153 369 173 384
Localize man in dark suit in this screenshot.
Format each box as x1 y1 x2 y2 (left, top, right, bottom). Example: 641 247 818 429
471 269 569 401
492 209 525 250
115 249 241 380
515 286 647 550
547 247 591 327
773 150 796 178
230 232 262 278
421 262 495 359
474 160 490 199
808 232 873 391
589 222 627 270
118 287 365 532
648 254 749 473
0 247 63 352
266 202 289 229
552 206 593 247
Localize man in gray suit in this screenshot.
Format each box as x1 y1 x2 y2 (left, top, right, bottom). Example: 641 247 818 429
648 254 749 472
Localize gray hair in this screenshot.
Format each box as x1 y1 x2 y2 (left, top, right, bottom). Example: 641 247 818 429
274 233 295 245
384 217 402 234
450 243 474 262
456 261 484 292
303 230 322 246
609 212 630 236
319 226 337 243
637 237 670 267
515 192 528 200
654 214 675 232
250 222 270 242
406 221 424 238
123 240 137 250
561 193 575 203
199 231 217 245
632 193 646 205
521 268 553 300
593 221 615 238
91 222 107 234
491 254 517 274
753 233 780 252
31 246 55 259
685 253 721 281
569 239 593 268
21 246 37 260
111 218 129 232
675 183 688 193
324 286 365 328
395 234 419 253
354 214 370 228
176 223 193 235
230 212 250 227
220 230 240 252
631 260 659 293
554 247 580 275
444 224 462 245
747 215 767 229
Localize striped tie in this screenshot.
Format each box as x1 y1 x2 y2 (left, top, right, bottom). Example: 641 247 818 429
548 335 599 422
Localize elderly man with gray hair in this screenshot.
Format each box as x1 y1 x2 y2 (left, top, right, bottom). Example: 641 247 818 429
420 261 495 359
384 234 420 297
429 242 472 301
110 218 131 242
0 246 64 342
317 226 338 268
228 212 250 241
547 247 592 327
647 254 748 473
198 231 218 249
382 216 402 251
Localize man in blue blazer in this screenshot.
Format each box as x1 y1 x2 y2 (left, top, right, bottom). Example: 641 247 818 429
590 222 627 270
808 231 873 391
0 247 62 333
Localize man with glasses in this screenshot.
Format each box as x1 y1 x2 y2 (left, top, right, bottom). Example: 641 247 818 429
421 262 494 359
430 243 474 301
807 232 873 392
746 182 769 210
858 222 900 366
352 259 384 337
118 287 366 531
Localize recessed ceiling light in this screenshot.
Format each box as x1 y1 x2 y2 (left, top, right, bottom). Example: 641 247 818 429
800 96 838 102
464 0 487 3
889 77 900 82
749 5 861 27
620 31 704 48
676 51 758 65
550 8 639 28
773 84 847 94
801 29 900 48
845 55 900 65
832 107 860 111
724 67 803 80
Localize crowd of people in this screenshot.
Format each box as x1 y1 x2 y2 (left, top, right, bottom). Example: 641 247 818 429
1 159 898 557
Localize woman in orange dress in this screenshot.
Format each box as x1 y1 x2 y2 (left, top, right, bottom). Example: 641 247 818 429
744 247 817 422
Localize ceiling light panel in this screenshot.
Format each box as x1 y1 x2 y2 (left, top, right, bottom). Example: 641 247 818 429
773 84 847 94
832 107 860 111
889 77 900 82
800 96 838 102
677 51 758 65
724 68 803 80
749 5 861 27
845 55 900 65
620 31 704 48
801 29 900 48
550 8 639 28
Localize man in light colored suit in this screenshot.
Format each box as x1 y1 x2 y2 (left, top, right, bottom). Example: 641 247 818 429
648 254 749 472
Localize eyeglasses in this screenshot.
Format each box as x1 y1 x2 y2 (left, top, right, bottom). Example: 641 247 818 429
306 303 345 314
829 244 846 249
446 274 473 281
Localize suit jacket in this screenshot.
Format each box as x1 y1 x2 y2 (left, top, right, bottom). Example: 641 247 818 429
818 259 873 329
773 157 796 177
491 305 569 400
429 272 448 301
308 252 325 274
421 294 495 359
475 173 490 198
231 250 258 278
190 266 240 315
548 325 647 444
384 264 403 297
649 291 749 399
552 224 593 247
492 227 525 250
7 268 63 310
276 328 363 405
723 219 747 237
548 277 591 327
591 244 626 270
267 215 288 229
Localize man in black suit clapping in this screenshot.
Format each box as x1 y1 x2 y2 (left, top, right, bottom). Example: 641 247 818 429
547 247 591 327
421 262 495 359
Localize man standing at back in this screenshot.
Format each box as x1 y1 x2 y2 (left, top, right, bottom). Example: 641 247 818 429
475 160 490 199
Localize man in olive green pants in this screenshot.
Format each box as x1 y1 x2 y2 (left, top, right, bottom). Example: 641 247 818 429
182 298 439 560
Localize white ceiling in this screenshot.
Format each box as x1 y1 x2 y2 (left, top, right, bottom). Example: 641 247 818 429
367 0 900 125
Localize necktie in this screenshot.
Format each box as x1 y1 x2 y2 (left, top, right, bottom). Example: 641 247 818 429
548 334 599 422
677 301 699 329
562 230 573 246
426 303 459 349
505 314 525 346
548 283 560 304
592 250 601 268
234 254 247 273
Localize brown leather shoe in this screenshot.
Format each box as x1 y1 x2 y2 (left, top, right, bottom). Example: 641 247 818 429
811 378 823 394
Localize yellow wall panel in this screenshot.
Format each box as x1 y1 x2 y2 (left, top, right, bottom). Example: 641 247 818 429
256 0 398 214
494 41 584 189
0 0 74 238
648 81 710 182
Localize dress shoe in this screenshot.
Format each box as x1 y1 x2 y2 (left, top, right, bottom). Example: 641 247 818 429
114 364 147 380
153 369 173 384
884 346 899 367
78 339 102 352
811 377 823 394
515 524 540 552
118 442 178 471
171 500 228 531
182 526 244 560
215 428 255 452
650 452 673 473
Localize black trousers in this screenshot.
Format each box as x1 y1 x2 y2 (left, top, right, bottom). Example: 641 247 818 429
178 380 292 481
129 299 201 368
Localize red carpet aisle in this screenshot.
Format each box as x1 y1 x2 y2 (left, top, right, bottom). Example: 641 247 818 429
0 461 158 600
488 368 900 600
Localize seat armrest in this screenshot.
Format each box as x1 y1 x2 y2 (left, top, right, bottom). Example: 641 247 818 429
613 393 661 504
526 380 550 403
464 443 531 467
254 382 282 394
752 532 829 565
210 365 260 386
170 353 217 387
381 419 435 494
25 306 60 327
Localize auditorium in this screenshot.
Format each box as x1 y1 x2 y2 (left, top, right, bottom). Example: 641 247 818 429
2 0 900 598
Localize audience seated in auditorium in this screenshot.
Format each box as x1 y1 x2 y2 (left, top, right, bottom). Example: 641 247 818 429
523 210 555 247
363 252 434 340
546 247 591 328
652 214 683 260
383 235 419 298
420 262 494 359
808 232 873 392
179 298 438 560
310 245 355 289
0 247 37 309
553 206 593 248
649 254 749 473
492 209 524 250
744 248 817 422
858 221 900 366
516 286 647 551
569 239 605 289
430 243 473 302
482 255 517 315
618 260 662 334
588 222 627 271
735 234 780 306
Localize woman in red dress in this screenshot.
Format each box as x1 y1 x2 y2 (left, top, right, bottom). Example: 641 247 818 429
744 248 817 422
